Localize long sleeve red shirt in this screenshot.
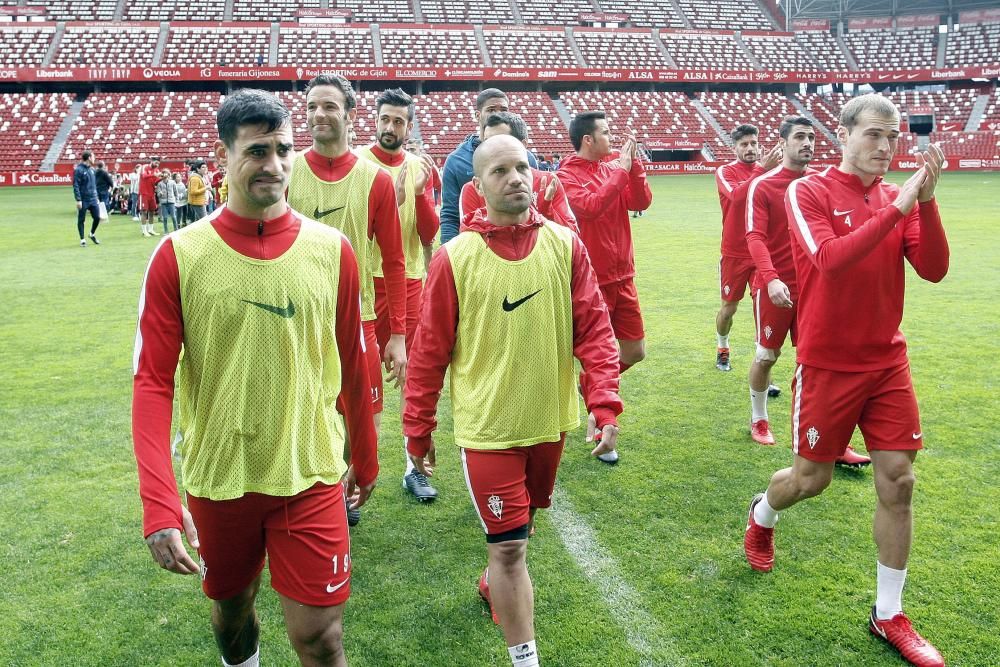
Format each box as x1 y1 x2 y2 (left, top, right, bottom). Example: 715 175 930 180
786 166 949 372
745 165 814 293
367 144 440 246
132 205 378 538
557 153 652 286
716 160 764 258
302 148 408 333
402 209 623 457
459 168 579 234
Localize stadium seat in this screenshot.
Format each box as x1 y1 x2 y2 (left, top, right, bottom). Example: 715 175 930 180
163 27 270 67
574 29 671 69
945 20 1000 67
793 30 850 71
52 26 159 68
675 0 774 31
279 26 376 67
742 34 820 71
422 0 515 25
0 93 75 171
660 31 755 70
380 28 483 68
483 29 579 69
843 27 937 70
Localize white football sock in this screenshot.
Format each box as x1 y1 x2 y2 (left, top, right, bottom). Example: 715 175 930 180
753 492 779 528
717 333 729 349
509 640 539 667
222 646 259 667
404 437 415 475
875 561 907 620
750 387 769 422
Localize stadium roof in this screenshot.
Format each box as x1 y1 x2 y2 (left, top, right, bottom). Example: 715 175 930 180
781 0 1000 21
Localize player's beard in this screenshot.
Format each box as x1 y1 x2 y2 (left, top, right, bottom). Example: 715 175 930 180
379 132 404 151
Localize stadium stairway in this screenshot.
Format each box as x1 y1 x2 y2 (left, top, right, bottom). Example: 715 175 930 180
371 25 384 66
42 96 85 172
223 0 234 21
790 96 838 147
269 22 279 66
666 0 692 28
565 28 586 68
474 25 493 68
113 0 127 20
652 30 678 68
935 30 946 69
966 94 991 132
508 0 523 24
551 96 574 132
152 23 169 66
733 32 763 69
411 0 424 23
835 32 858 70
42 24 64 67
690 95 729 157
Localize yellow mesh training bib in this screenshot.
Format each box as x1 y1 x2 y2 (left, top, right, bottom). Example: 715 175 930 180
357 147 425 280
287 152 378 320
448 222 579 449
172 215 348 500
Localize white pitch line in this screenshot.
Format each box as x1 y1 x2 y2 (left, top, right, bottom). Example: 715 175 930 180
549 486 688 667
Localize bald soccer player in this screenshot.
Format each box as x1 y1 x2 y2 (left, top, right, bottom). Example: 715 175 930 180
404 135 622 667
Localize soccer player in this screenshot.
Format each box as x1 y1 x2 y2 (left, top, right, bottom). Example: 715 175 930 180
714 125 781 371
439 88 539 244
133 89 378 667
459 111 578 233
72 150 101 246
558 110 651 464
286 75 408 518
356 88 440 501
403 135 622 667
743 94 948 667
138 156 162 237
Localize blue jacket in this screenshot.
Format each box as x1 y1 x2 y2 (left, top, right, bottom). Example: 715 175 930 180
439 134 538 244
73 163 98 206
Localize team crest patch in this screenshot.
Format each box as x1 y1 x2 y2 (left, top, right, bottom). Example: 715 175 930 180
199 556 208 581
724 284 731 296
806 426 820 449
487 494 503 519
764 325 773 340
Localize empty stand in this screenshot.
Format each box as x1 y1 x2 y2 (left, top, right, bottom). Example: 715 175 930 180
978 89 1000 132
421 0 514 25
945 20 1000 67
574 29 670 69
698 92 839 160
483 28 579 69
561 90 712 152
675 0 773 31
843 27 936 70
124 0 225 21
52 26 159 67
279 26 377 67
742 34 819 71
25 0 116 22
327 0 414 24
232 0 321 23
517 0 594 27
0 93 74 171
415 91 478 159
795 93 839 130
162 26 270 67
504 92 573 157
595 0 685 29
380 28 483 68
793 30 850 71
660 31 754 69
0 26 55 67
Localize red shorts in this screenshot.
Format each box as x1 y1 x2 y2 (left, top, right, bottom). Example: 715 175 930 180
461 436 565 540
719 255 755 302
362 319 383 413
599 278 645 341
373 276 422 355
138 194 158 213
791 363 923 463
186 482 352 607
752 286 797 350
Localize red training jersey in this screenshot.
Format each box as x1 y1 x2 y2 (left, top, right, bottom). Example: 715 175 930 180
557 153 652 286
131 205 378 538
458 168 579 234
745 165 815 294
139 165 159 198
402 209 623 457
716 159 765 258
785 166 949 372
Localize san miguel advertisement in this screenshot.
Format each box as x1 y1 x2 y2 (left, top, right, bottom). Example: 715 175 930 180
4 65 999 84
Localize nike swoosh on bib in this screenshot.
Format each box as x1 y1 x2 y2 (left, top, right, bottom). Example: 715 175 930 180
502 289 542 312
314 205 346 219
242 298 296 318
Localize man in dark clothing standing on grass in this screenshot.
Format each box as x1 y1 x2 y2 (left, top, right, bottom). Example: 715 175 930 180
73 150 101 246
95 161 114 214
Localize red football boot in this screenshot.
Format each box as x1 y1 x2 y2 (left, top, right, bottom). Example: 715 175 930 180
478 568 499 625
744 493 775 572
869 607 945 667
750 419 776 446
836 444 872 468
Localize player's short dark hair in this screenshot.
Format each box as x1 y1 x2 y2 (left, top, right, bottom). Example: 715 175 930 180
569 110 606 152
190 160 205 171
731 124 758 142
779 116 814 139
476 88 507 112
80 151 91 162
483 111 528 143
305 74 357 112
216 89 290 148
376 87 414 121
96 160 105 168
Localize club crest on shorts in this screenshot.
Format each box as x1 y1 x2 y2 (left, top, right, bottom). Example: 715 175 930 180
199 556 208 581
806 426 820 449
764 325 773 340
487 494 503 519
724 284 731 296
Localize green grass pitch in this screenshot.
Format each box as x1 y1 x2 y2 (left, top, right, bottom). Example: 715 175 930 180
1 173 997 666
